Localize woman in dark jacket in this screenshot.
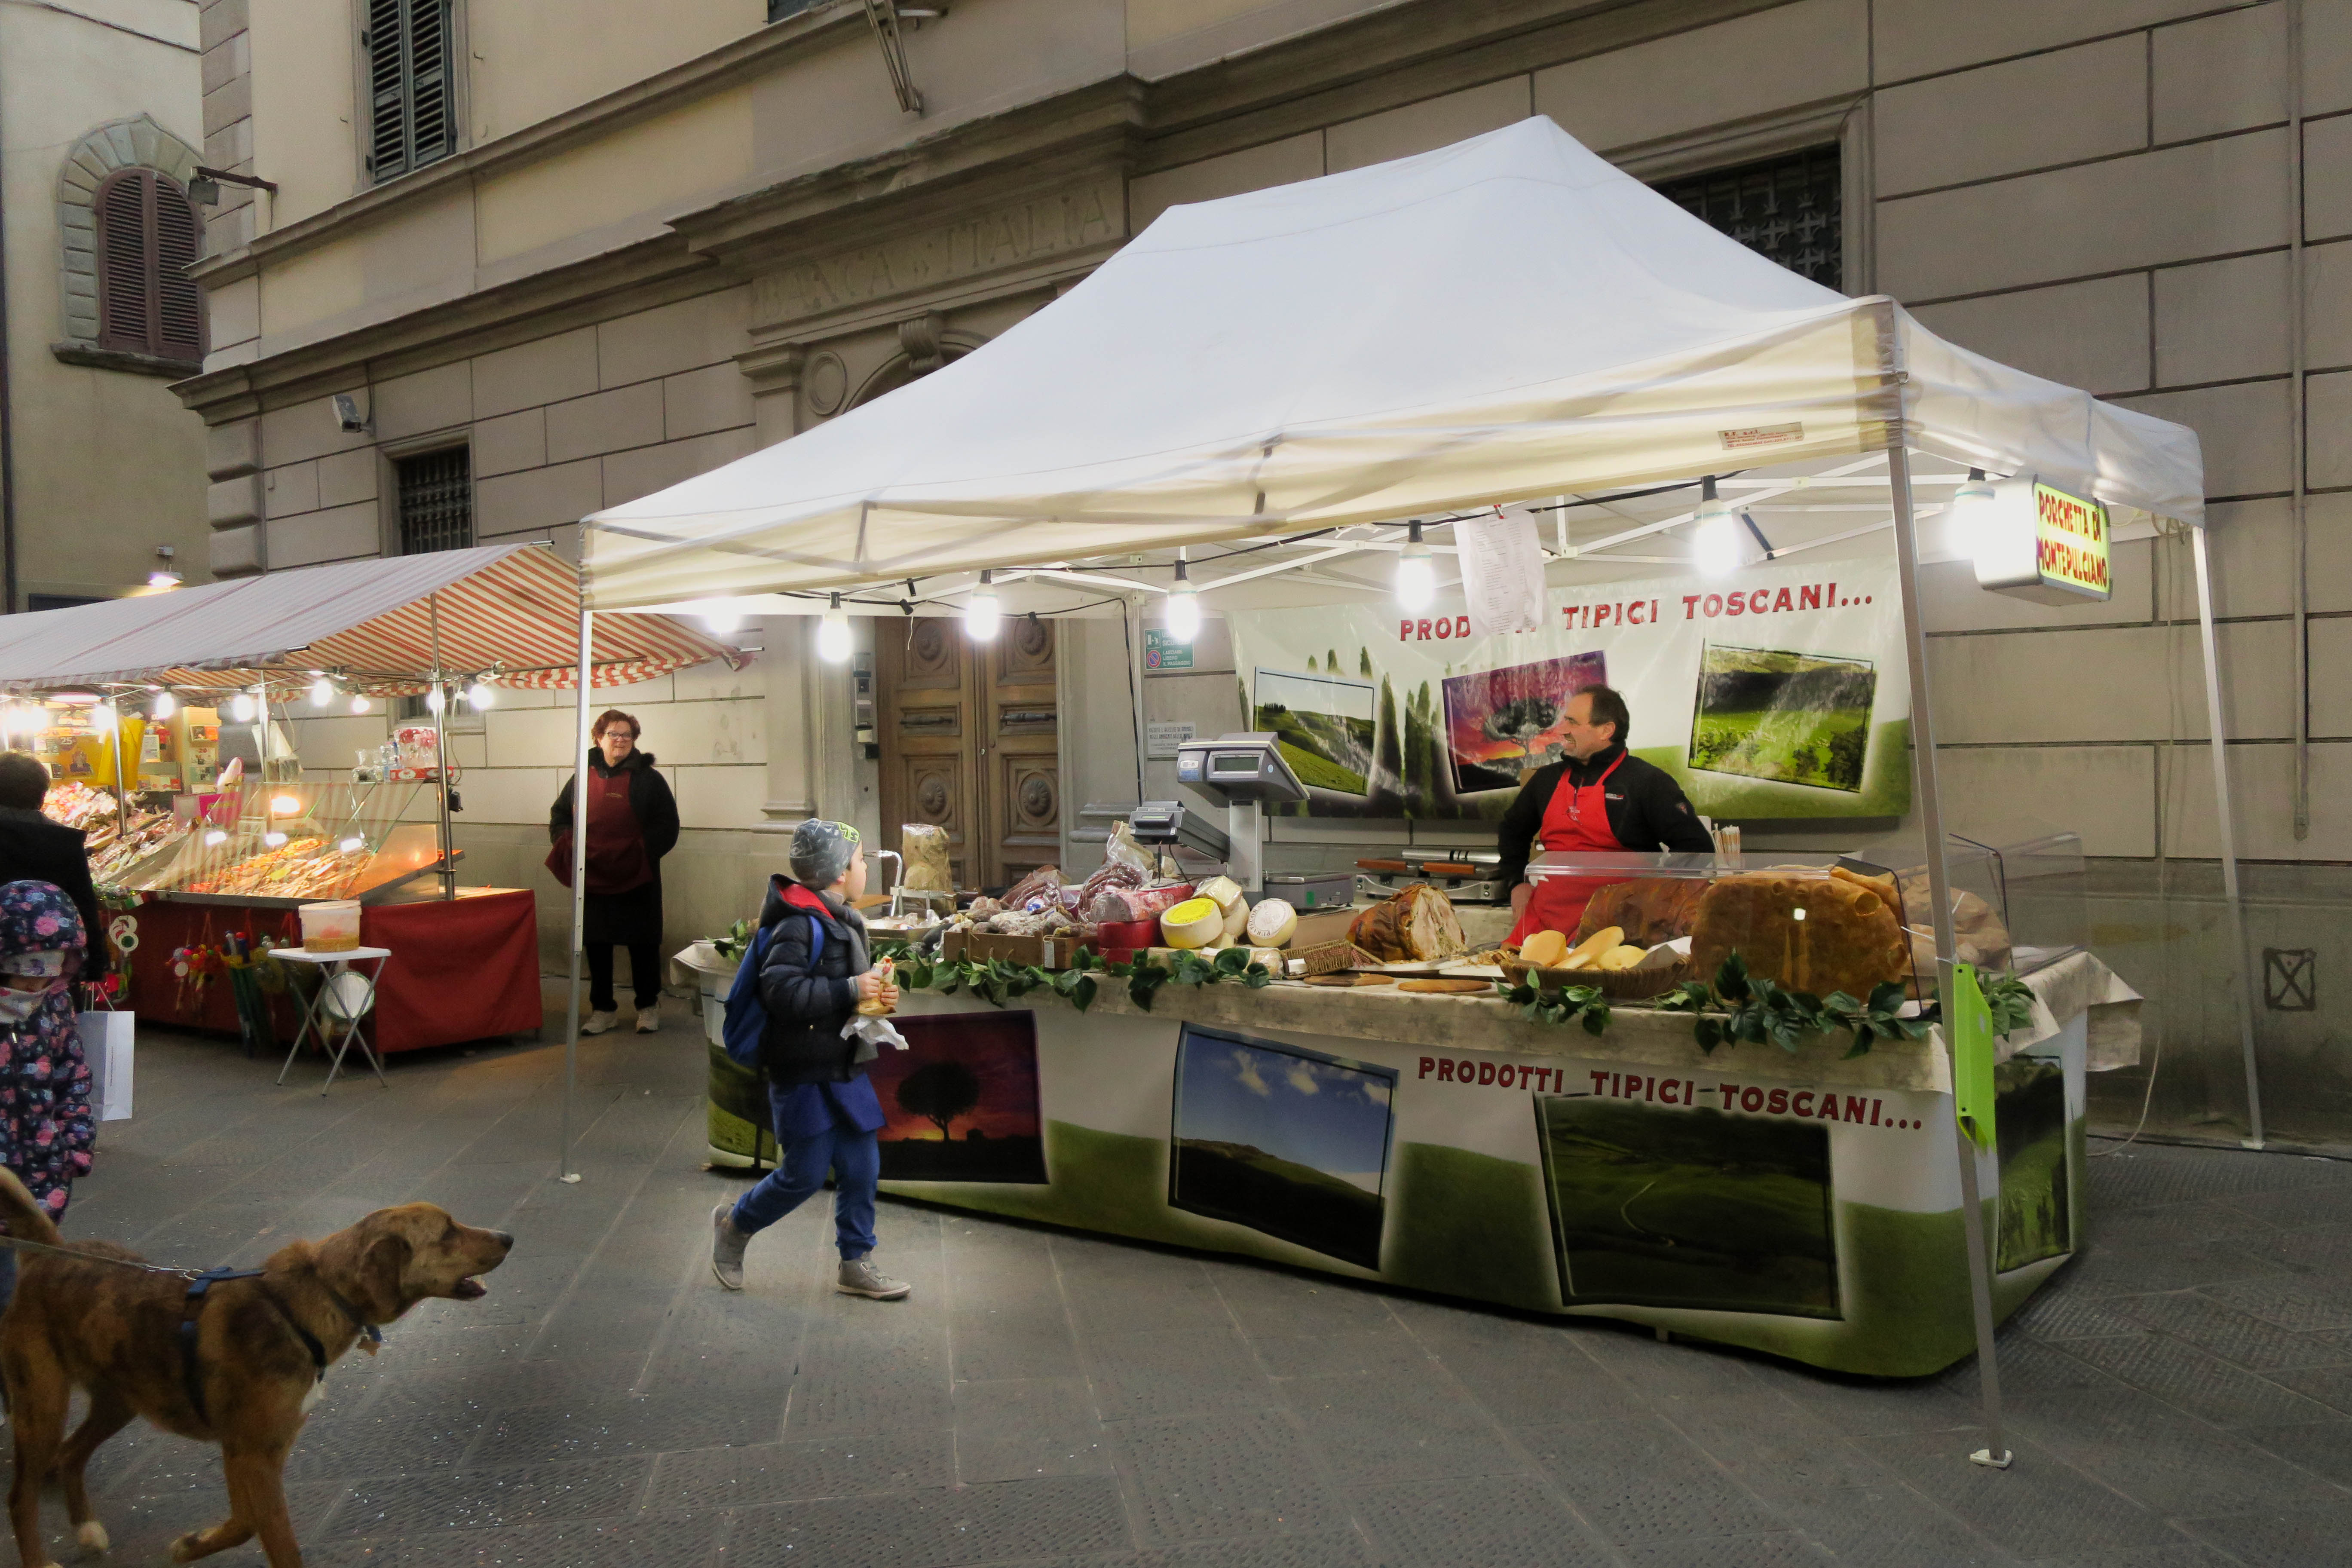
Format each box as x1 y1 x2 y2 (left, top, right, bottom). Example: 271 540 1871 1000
548 709 680 1035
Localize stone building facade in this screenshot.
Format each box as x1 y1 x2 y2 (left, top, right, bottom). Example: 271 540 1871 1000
0 0 211 608
176 0 2351 1144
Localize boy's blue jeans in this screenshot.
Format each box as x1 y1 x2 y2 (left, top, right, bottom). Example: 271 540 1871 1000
731 1081 879 1259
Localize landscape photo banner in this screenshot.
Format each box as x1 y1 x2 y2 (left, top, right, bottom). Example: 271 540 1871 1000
1224 558 1912 822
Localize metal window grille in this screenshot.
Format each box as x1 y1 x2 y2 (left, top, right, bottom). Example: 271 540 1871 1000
364 0 456 183
1655 146 1843 290
95 170 204 361
395 448 472 555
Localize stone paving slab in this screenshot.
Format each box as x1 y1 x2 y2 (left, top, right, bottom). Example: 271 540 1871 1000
12 1024 2351 1567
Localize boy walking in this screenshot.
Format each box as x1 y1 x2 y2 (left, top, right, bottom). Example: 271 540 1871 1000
711 819 909 1300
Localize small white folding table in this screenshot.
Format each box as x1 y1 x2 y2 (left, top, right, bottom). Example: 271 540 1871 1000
273 946 391 1093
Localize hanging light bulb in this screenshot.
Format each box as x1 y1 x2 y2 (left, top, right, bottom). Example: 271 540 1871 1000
425 685 446 714
965 571 1001 641
1395 521 1435 612
263 831 288 848
91 701 117 730
150 690 176 722
1165 558 1202 643
466 680 494 711
1951 466 2000 567
701 603 744 634
309 675 334 708
339 835 367 854
1692 477 1749 578
228 692 258 723
270 793 301 816
349 693 372 716
817 594 853 664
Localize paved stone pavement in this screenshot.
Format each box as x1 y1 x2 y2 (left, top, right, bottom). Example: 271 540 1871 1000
24 1022 2352 1567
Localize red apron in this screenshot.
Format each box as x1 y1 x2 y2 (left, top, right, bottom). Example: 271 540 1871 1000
545 768 652 895
1507 753 1626 945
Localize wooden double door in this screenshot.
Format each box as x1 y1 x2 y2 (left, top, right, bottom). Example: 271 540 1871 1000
875 616 1060 893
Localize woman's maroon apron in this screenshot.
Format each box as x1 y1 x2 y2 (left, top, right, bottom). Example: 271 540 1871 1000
1507 753 1626 944
546 768 651 896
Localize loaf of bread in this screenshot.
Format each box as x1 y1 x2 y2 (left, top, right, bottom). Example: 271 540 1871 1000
1571 878 1708 949
901 824 953 893
1688 870 1909 999
1347 883 1467 962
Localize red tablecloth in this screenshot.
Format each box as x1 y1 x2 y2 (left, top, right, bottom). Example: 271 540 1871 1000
125 888 542 1053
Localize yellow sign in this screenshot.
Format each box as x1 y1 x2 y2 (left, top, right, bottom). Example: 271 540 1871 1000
1971 475 2113 606
2032 481 2110 598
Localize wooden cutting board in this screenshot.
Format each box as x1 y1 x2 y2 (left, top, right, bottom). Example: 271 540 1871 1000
1303 972 1398 987
1397 978 1494 994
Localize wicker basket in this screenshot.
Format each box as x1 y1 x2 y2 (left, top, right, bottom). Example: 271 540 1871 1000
1500 952 1690 1002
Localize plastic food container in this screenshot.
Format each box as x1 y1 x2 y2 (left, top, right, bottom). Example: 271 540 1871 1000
299 899 362 953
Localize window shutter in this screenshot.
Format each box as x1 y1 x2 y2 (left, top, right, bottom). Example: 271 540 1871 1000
97 172 153 353
367 0 454 183
367 0 408 178
407 0 454 168
155 182 204 361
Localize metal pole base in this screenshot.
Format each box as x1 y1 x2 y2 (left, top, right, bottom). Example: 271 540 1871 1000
1970 1449 2015 1470
558 1173 582 1185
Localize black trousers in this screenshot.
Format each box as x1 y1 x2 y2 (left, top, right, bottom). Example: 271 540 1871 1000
586 941 662 1011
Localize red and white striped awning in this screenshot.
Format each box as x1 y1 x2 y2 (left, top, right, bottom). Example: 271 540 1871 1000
0 543 745 695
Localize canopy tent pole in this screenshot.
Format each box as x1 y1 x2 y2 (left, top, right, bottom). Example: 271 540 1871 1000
2190 523 2266 1148
428 595 456 900
1888 444 2012 1470
558 581 592 1185
1126 593 1149 803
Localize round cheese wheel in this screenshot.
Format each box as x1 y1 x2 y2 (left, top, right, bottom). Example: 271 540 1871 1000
1245 897 1298 946
1221 902 1250 940
1160 897 1222 949
1195 875 1246 914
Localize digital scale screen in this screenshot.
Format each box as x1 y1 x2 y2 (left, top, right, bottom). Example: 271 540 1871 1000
1209 753 1262 777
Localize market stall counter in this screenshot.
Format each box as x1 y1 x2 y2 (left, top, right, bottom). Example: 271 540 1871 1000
876 949 2128 1377
124 888 541 1054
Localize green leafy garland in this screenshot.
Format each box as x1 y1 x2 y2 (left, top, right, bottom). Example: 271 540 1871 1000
1982 973 2038 1039
1648 952 1926 1059
891 943 1272 1016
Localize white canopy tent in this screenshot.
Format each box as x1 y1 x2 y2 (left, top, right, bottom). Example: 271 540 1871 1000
571 118 2253 1463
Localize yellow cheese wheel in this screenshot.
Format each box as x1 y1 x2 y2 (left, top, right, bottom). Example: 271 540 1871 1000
1519 929 1570 967
1595 944 1648 971
1160 897 1223 949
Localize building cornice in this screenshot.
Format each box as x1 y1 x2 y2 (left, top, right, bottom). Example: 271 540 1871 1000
177 0 1815 421
187 0 867 288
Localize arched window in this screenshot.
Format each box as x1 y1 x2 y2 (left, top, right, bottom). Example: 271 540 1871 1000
94 169 203 363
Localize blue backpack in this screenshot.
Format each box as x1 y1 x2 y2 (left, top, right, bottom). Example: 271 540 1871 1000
720 916 822 1069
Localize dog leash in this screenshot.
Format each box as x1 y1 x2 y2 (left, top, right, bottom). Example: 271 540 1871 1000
0 1231 227 1279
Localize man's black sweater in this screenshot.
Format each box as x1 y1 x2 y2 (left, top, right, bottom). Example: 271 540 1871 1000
1495 744 1713 892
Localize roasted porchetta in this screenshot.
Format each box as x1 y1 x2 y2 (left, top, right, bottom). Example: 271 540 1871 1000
1347 883 1467 963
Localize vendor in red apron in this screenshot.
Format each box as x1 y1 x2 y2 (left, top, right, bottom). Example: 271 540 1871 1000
1500 684 1713 944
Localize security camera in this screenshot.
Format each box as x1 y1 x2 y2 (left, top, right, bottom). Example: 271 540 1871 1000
332 393 371 435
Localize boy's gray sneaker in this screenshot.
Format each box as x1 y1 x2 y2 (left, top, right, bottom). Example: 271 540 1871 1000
711 1204 749 1291
837 1256 911 1300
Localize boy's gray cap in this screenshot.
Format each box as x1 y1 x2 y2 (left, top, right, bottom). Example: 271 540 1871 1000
789 818 861 887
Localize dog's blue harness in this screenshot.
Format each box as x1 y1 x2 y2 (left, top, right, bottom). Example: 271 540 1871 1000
178 1266 380 1426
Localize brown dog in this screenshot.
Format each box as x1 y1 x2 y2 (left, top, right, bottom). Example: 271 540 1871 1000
0 1167 511 1568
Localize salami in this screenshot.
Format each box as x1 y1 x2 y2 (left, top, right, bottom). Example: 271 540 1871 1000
1087 882 1197 923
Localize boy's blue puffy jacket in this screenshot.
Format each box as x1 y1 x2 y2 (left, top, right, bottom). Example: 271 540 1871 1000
757 875 869 1084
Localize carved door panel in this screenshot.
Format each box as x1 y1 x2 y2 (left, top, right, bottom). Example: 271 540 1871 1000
876 618 979 891
980 616 1060 888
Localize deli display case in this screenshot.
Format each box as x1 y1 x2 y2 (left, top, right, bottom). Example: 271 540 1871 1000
99 780 454 907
